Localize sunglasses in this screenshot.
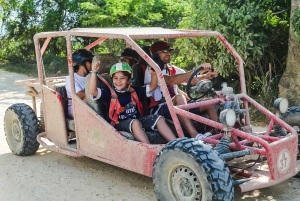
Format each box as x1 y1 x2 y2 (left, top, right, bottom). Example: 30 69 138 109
157 49 173 53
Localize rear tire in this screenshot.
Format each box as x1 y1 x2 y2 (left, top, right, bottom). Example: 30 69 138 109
4 103 40 156
153 138 234 201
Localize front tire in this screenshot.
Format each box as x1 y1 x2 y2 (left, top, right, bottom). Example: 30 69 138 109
153 138 234 201
4 103 40 156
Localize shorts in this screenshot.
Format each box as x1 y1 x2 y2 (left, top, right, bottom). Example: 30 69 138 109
151 101 202 119
114 115 162 133
150 102 206 135
187 100 202 115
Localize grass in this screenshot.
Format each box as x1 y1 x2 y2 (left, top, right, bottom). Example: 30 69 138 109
249 107 272 126
0 59 68 78
0 62 38 77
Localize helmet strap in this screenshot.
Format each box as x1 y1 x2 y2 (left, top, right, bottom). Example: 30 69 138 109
83 62 90 75
113 83 131 92
129 59 136 67
113 86 129 92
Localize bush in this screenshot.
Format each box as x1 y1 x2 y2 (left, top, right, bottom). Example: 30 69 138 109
177 0 290 107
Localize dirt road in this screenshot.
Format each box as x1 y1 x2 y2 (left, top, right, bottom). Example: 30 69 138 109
0 69 299 201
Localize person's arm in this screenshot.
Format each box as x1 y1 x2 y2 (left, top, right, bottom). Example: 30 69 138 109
177 88 190 100
74 76 86 102
76 90 86 101
164 63 217 85
164 70 195 85
148 67 158 92
89 61 101 97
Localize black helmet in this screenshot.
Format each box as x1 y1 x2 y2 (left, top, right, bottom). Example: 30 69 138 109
118 47 139 62
72 48 95 66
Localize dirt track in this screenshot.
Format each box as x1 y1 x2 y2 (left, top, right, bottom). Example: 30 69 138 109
0 69 299 201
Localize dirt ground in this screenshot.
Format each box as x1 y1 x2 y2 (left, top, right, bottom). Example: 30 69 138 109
0 69 300 201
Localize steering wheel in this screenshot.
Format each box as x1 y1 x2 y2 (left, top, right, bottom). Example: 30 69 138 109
186 67 214 101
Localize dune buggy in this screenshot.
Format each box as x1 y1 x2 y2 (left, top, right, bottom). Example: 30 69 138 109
4 27 300 201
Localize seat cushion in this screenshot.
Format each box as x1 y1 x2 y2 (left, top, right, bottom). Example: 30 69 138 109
51 83 75 131
51 83 69 118
66 118 75 131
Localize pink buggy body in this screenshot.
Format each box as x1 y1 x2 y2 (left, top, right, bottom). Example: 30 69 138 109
9 28 300 198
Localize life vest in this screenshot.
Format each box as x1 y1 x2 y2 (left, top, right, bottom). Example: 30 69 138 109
168 65 176 76
97 75 144 126
148 65 177 109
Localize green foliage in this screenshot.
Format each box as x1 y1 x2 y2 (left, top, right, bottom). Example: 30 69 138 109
0 0 87 62
176 0 290 107
0 0 295 111
0 0 187 66
291 8 300 42
0 52 68 77
80 0 186 28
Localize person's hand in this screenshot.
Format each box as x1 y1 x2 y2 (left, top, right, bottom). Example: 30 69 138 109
196 63 212 74
204 69 218 79
183 92 190 101
148 66 156 74
212 69 218 78
198 63 211 69
92 60 101 72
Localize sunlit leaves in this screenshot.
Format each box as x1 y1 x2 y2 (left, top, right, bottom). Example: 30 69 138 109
176 0 290 100
291 8 300 42
80 0 186 28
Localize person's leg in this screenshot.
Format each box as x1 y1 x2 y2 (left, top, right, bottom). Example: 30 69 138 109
138 115 176 143
115 119 150 143
199 104 218 122
172 95 198 138
131 120 150 144
155 117 176 142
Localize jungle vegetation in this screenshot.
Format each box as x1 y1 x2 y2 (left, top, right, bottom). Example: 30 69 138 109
0 0 299 110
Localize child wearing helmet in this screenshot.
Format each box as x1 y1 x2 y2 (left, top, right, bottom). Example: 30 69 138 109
118 47 140 67
89 62 176 144
66 48 95 118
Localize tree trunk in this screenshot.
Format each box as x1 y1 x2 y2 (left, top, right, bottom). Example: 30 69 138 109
279 0 300 106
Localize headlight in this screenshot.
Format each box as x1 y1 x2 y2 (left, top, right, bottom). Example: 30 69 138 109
219 109 236 127
274 98 289 113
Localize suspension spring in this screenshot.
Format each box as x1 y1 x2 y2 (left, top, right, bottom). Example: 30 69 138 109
274 124 287 136
213 136 231 155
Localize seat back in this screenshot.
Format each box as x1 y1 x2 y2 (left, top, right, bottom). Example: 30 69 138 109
131 46 151 115
131 62 149 115
51 83 69 118
132 46 150 88
132 63 147 89
85 74 106 118
94 53 118 75
51 83 75 131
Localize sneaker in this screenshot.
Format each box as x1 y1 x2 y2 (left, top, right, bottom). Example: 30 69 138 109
195 132 212 140
210 128 221 135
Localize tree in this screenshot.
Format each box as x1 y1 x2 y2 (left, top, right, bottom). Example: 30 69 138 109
176 0 290 107
279 0 300 106
0 0 86 62
80 0 186 28
78 0 186 55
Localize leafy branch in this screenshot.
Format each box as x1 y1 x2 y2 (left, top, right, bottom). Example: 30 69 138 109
291 8 300 42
